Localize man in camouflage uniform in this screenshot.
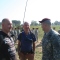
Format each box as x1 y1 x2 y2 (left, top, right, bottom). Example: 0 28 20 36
39 18 60 60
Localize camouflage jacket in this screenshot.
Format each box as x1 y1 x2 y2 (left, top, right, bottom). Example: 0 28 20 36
42 29 60 60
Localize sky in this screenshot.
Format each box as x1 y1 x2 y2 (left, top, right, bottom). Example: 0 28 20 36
0 0 60 24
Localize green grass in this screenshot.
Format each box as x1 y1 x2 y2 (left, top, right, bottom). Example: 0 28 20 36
34 47 42 60
30 25 44 40
31 25 60 40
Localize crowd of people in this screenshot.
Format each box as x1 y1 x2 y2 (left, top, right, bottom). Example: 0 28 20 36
10 27 21 43
0 18 60 60
31 28 38 42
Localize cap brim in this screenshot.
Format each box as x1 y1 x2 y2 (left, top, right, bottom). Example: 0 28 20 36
39 21 42 23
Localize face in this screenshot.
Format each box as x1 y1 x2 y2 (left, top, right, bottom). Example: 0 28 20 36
41 23 49 32
2 20 12 33
23 22 30 32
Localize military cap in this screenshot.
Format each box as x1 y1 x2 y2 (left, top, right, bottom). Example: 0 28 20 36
39 18 51 25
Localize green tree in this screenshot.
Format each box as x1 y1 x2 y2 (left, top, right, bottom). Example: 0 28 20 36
12 20 21 27
30 20 39 26
54 21 60 25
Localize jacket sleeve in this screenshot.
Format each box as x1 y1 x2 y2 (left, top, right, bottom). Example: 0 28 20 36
52 35 60 60
0 35 4 47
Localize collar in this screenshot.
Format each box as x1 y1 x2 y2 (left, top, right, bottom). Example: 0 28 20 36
45 29 52 36
23 31 31 35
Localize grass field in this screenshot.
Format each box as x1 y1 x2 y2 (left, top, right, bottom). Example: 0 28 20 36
16 25 60 60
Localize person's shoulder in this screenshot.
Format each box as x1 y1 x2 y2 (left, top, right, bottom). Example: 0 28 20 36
18 31 24 36
52 30 60 35
0 30 2 33
18 31 24 40
51 29 60 39
0 31 5 40
30 31 35 35
20 31 24 34
0 31 3 35
30 31 36 38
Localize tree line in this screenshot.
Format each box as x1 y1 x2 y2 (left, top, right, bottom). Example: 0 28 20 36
0 20 60 28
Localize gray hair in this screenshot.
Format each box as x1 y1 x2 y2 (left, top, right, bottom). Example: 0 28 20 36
23 22 30 26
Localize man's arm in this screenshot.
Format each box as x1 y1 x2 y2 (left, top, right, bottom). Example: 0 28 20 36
17 33 22 55
52 35 60 60
33 42 35 54
18 40 21 56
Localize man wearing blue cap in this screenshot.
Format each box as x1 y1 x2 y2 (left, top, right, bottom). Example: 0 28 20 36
39 18 60 60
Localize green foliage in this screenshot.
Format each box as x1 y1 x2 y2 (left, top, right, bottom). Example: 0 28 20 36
30 20 39 26
12 20 21 27
52 25 60 31
52 21 60 25
30 25 44 40
30 25 60 40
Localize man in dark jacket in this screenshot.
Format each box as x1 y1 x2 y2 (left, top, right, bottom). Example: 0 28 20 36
0 18 17 60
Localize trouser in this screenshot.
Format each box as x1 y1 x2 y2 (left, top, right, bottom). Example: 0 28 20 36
19 51 34 60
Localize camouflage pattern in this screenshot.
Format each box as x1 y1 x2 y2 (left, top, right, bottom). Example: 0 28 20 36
42 29 60 60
